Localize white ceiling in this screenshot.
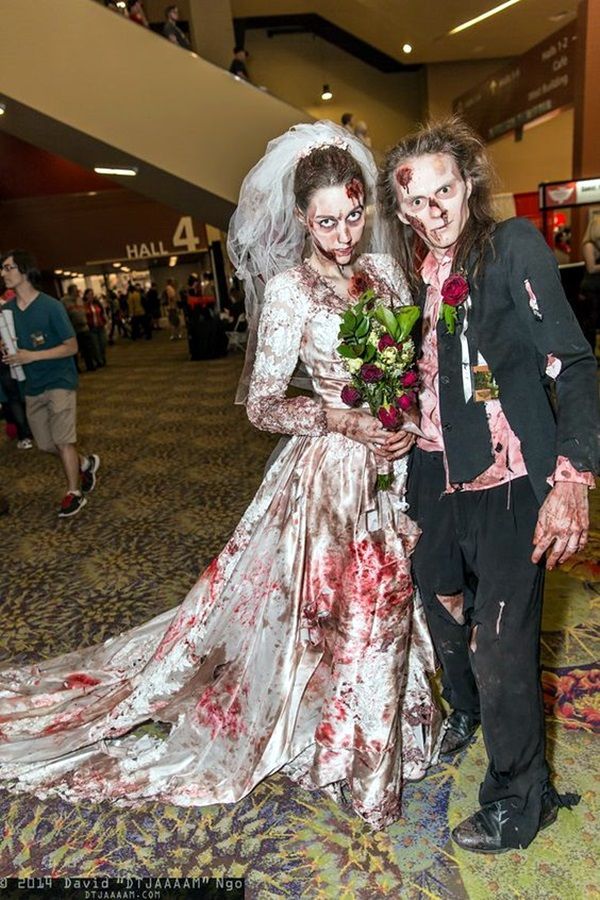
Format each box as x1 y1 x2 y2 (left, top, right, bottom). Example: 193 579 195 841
231 0 579 64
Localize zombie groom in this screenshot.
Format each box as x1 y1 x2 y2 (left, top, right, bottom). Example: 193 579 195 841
378 118 599 853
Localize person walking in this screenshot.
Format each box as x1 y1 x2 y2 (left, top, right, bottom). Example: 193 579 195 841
84 288 107 367
63 285 97 372
1 251 100 518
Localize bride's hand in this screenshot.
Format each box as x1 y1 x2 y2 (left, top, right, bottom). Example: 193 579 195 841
326 408 391 454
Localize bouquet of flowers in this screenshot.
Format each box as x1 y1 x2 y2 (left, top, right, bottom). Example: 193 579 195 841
337 282 421 489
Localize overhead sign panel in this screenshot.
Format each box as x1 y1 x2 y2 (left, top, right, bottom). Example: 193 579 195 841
453 21 576 141
540 177 600 210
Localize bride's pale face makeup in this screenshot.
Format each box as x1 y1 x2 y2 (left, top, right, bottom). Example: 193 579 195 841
301 182 366 265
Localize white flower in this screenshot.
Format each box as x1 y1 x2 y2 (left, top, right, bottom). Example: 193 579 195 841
346 357 363 374
380 347 399 365
367 330 379 347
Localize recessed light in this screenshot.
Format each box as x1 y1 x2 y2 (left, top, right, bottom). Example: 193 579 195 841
321 84 333 101
55 269 63 275
168 256 178 267
94 166 138 177
113 262 122 268
449 0 522 35
0 103 6 116
402 43 413 54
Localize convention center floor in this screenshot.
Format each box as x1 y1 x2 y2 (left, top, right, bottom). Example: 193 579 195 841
0 333 597 899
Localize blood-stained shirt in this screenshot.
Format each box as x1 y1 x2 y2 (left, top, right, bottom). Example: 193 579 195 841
417 250 593 492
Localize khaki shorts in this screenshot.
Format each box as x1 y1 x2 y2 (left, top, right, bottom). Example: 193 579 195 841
26 389 77 452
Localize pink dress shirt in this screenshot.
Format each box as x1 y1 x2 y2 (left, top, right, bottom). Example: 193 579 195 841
417 250 593 492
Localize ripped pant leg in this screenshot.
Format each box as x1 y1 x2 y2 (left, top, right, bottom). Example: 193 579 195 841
455 477 549 847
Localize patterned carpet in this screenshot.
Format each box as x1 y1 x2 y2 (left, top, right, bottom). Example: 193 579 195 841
0 333 598 899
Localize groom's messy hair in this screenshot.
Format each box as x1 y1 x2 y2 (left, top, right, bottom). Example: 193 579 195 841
378 117 498 293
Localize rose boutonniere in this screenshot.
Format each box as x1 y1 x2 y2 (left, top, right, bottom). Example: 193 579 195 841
440 273 469 335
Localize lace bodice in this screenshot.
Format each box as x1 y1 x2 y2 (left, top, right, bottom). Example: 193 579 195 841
247 254 411 435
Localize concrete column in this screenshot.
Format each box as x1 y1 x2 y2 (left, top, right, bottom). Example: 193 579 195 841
188 0 235 70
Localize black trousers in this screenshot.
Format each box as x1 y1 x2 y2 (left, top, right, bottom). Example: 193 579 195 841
407 449 549 848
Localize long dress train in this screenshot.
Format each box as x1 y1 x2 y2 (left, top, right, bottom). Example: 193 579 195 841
0 254 441 829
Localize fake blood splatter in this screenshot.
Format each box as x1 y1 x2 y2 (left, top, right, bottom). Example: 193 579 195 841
345 178 364 205
428 197 449 225
405 213 428 239
395 166 413 189
63 673 101 690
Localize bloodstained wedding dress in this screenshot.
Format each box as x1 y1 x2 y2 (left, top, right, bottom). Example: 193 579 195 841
0 254 440 829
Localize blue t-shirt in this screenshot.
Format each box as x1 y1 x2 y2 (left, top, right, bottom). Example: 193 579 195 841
4 292 78 395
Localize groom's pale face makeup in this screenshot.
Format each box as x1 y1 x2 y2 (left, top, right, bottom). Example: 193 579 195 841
301 183 366 265
393 153 472 260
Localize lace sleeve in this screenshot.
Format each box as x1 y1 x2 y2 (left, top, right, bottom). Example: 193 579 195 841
360 253 413 307
246 273 328 436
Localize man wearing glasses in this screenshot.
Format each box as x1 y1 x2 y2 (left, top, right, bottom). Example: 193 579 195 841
1 251 99 517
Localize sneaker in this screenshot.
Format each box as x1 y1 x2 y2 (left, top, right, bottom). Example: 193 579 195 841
80 454 101 494
58 491 87 518
17 438 34 450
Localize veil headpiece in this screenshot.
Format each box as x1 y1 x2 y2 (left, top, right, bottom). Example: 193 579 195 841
227 120 385 403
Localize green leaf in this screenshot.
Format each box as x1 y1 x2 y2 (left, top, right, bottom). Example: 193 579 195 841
341 311 357 330
338 343 359 359
443 305 456 335
364 344 377 362
360 288 376 304
395 306 421 341
373 306 398 337
355 318 370 339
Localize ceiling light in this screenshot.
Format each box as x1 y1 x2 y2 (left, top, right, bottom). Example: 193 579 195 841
113 262 122 268
0 103 6 116
168 256 178 267
55 269 63 275
94 166 138 177
121 266 131 273
449 0 522 35
116 0 126 6
402 43 412 54
321 84 333 101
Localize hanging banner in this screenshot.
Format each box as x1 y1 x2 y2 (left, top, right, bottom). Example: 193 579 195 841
453 21 576 140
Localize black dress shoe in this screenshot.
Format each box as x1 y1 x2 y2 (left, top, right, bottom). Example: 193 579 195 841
440 710 480 756
452 790 578 854
452 803 511 854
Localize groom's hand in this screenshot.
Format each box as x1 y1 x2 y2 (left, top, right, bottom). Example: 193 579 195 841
531 482 589 570
377 429 415 460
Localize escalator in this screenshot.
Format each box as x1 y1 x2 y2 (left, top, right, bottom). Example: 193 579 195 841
0 0 311 229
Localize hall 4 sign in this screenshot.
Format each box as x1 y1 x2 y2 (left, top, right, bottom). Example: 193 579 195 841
125 216 202 260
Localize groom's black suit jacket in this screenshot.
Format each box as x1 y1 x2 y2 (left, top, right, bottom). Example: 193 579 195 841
414 217 600 504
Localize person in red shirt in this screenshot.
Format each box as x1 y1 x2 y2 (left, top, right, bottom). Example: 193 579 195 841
83 288 107 368
127 0 149 27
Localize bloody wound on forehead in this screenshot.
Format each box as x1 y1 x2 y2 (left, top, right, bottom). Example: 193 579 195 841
345 178 364 204
395 167 413 189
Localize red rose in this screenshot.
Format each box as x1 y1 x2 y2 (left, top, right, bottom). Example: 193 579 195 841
397 392 416 411
441 274 469 307
360 363 384 383
349 272 372 299
377 406 401 430
378 334 396 351
401 370 418 388
340 385 362 407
